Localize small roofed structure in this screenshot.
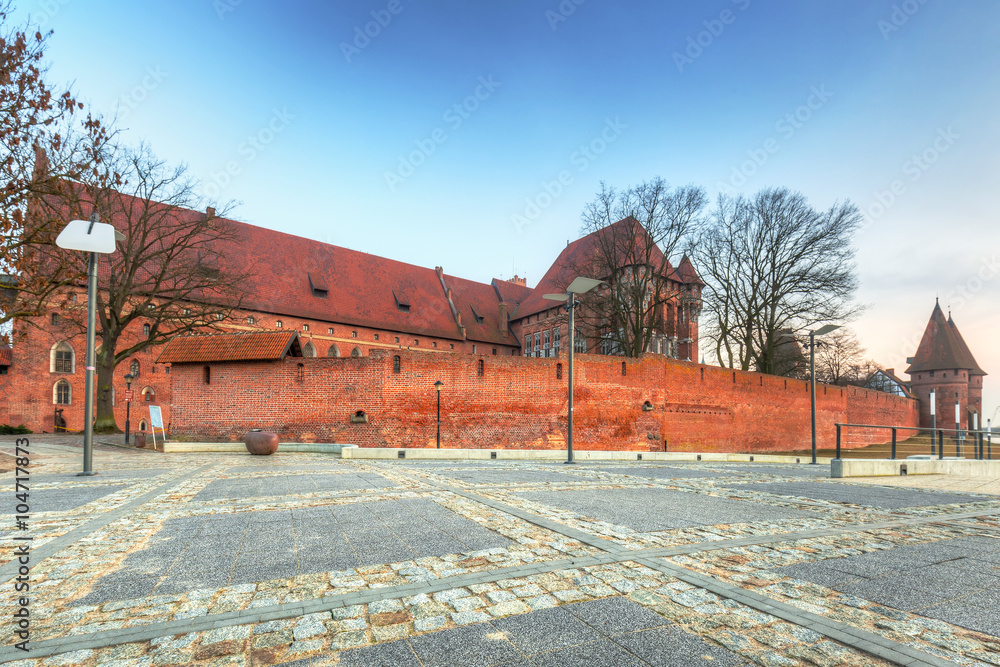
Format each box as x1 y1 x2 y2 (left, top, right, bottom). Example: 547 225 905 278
0 344 11 370
156 331 303 364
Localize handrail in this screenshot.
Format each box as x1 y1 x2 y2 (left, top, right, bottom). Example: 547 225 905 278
834 422 993 461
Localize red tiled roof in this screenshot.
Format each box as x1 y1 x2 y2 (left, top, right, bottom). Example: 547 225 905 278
905 302 985 375
0 345 11 366
676 256 703 285
948 315 986 376
492 278 532 309
445 274 513 346
512 218 695 320
156 331 302 364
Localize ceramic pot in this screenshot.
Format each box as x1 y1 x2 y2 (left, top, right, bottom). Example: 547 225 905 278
244 429 279 455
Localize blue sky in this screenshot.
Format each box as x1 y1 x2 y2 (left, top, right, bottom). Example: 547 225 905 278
19 0 1000 418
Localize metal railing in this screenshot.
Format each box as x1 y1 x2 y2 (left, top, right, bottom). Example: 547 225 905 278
834 423 994 460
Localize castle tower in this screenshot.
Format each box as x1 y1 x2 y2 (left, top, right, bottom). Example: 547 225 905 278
905 301 986 430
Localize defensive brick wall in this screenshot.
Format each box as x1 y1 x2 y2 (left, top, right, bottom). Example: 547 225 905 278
167 349 919 452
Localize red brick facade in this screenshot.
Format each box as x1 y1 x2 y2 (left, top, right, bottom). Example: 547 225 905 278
166 349 917 452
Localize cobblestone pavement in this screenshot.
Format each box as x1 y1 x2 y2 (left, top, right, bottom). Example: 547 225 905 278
2 437 1000 666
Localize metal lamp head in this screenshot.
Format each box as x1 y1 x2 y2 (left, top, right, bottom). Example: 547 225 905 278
124 373 134 387
814 324 841 337
434 380 444 392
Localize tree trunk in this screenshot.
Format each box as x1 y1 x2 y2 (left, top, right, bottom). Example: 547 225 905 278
93 342 120 433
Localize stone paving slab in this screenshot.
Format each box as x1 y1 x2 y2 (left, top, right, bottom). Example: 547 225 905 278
4 436 1000 667
723 481 988 509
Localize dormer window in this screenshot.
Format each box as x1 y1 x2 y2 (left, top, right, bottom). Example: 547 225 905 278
393 291 411 313
308 273 328 298
470 306 485 325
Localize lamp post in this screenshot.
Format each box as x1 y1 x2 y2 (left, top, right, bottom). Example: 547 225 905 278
988 418 993 460
544 277 602 464
809 324 841 464
55 213 125 477
929 388 936 456
123 373 134 444
434 380 443 449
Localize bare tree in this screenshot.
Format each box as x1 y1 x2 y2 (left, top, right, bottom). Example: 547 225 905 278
571 178 707 358
0 3 112 336
695 188 862 375
813 328 866 385
57 143 251 431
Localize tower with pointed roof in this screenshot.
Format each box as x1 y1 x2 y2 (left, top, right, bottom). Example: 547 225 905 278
905 300 986 430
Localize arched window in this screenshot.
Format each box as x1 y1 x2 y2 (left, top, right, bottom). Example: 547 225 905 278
327 344 341 358
142 387 155 402
393 355 401 373
351 347 362 357
139 419 148 431
302 342 317 357
130 359 140 377
50 342 75 374
54 380 71 405
143 323 151 337
477 359 484 377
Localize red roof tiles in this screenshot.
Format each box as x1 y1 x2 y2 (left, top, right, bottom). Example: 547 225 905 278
0 345 11 366
156 331 302 364
905 302 986 375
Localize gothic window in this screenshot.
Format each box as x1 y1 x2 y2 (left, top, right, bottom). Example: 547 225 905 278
524 335 531 356
54 380 71 405
574 330 586 354
51 342 74 374
393 355 401 373
534 332 540 357
302 342 317 357
327 344 341 357
543 330 550 355
130 359 140 377
351 347 362 357
143 323 151 336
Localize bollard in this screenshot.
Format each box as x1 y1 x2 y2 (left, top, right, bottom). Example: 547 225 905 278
835 424 842 460
890 428 897 460
938 430 944 460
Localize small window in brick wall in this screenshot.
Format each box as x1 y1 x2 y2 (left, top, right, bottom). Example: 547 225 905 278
248 316 256 325
477 359 484 377
276 321 283 328
51 313 60 326
556 363 563 380
203 366 211 384
296 363 304 382
622 362 627 376
393 356 401 373
143 323 151 337
492 348 497 356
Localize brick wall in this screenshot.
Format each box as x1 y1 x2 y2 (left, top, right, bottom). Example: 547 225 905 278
167 349 918 452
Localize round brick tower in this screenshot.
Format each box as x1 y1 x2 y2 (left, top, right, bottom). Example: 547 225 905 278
905 301 986 431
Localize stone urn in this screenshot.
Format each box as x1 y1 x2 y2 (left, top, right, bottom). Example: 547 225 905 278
244 429 279 456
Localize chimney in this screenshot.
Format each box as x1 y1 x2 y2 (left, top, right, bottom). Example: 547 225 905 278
435 266 443 279
206 206 216 218
885 368 894 376
498 303 509 335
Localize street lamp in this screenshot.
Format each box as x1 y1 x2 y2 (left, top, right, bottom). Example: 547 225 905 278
434 380 444 449
544 276 602 464
55 213 125 477
123 373 134 444
809 324 841 464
